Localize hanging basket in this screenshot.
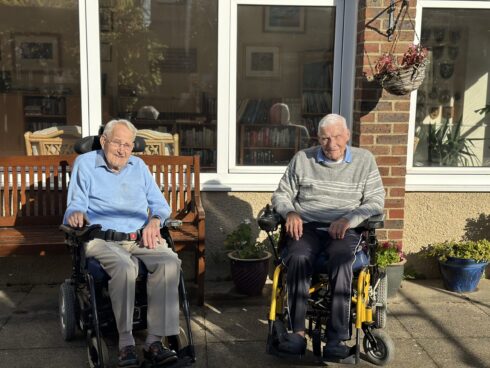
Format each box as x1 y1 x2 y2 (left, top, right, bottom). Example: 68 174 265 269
375 61 427 96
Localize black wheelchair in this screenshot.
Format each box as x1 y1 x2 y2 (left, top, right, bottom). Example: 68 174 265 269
57 134 195 368
58 221 195 368
258 205 394 366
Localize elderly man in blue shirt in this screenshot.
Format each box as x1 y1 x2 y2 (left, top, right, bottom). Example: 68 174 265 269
64 119 179 368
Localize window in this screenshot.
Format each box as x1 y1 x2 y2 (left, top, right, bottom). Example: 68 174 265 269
236 5 335 166
407 1 490 191
0 1 81 156
99 1 218 171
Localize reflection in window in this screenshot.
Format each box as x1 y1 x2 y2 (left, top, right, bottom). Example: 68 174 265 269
99 1 218 172
236 5 335 166
0 2 80 156
414 8 490 167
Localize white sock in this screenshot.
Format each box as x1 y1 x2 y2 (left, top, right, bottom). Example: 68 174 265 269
119 331 135 350
145 334 163 350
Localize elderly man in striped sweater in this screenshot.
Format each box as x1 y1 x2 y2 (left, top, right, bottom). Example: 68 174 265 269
271 113 385 359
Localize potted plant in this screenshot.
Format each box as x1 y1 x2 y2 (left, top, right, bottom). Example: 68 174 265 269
422 239 490 292
224 219 272 296
376 241 407 298
374 43 429 95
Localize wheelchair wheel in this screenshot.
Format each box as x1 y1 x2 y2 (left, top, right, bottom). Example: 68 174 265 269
375 273 387 329
59 280 77 341
363 329 394 366
87 336 109 368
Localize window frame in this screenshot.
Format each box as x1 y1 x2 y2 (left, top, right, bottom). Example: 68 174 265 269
406 0 490 192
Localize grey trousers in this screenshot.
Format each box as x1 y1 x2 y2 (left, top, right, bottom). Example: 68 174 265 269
284 224 362 341
85 238 181 337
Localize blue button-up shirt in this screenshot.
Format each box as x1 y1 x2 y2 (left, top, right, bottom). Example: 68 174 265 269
316 146 352 164
63 150 170 233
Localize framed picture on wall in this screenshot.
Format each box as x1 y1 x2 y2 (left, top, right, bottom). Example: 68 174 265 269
245 46 280 78
13 33 60 72
264 6 305 33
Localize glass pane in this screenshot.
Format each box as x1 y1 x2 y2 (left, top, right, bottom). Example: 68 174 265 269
414 8 490 167
0 1 80 156
237 5 335 166
100 1 218 172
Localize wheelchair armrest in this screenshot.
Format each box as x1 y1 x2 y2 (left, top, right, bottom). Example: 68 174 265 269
358 214 385 230
59 224 102 243
163 218 182 229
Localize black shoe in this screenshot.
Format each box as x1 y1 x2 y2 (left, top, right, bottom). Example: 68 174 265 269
143 341 178 366
118 345 140 368
277 333 307 355
323 341 352 359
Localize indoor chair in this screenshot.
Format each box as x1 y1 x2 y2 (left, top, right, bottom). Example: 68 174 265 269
258 205 394 366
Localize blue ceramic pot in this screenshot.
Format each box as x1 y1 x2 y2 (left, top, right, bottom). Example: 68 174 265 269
439 257 488 292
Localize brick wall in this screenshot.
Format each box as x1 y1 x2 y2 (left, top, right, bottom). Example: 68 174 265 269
353 0 417 245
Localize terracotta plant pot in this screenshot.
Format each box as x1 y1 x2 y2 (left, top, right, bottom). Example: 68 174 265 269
228 251 272 296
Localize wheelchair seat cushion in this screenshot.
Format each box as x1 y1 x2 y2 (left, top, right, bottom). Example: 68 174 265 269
87 257 148 282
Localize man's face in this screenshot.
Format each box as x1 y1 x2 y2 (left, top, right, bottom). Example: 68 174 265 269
318 123 350 161
100 124 134 171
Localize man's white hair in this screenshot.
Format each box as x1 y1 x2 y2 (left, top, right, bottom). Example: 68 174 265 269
103 119 137 140
317 113 348 132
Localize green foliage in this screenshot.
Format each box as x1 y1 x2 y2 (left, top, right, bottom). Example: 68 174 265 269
421 239 490 263
426 117 479 167
376 241 404 268
224 220 267 260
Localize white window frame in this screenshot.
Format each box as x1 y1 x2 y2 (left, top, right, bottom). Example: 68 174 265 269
406 0 490 192
80 0 357 191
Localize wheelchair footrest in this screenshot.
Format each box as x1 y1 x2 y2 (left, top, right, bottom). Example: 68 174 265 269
322 346 357 365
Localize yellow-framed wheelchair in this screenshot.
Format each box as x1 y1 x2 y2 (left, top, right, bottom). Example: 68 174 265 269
258 205 394 366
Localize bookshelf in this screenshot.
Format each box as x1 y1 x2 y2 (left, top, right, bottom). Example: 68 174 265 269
239 124 308 165
23 95 67 132
132 114 217 170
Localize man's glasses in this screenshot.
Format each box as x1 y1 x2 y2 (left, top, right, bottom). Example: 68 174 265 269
106 139 134 151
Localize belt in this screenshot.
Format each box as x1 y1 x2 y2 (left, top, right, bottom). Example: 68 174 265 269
90 228 141 242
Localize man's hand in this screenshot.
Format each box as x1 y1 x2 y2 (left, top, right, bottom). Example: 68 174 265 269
285 212 303 241
328 218 350 240
66 211 89 228
141 217 162 249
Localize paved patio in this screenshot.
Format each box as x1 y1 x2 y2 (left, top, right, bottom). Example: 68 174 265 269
0 278 489 368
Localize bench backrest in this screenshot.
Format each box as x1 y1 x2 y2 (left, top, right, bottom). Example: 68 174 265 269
0 154 200 227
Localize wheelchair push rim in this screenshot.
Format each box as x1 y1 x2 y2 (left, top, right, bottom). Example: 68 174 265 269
87 335 109 368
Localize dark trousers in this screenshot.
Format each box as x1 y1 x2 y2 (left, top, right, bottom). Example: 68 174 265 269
284 223 362 341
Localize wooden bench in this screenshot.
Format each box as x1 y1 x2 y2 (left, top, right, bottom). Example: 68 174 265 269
0 154 205 305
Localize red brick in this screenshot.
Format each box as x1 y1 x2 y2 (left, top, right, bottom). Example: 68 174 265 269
382 177 406 186
360 135 374 145
393 124 409 134
360 114 375 122
369 145 391 155
394 101 410 111
388 209 404 219
363 43 380 54
377 135 406 145
377 156 406 165
385 199 405 208
389 187 406 197
378 112 410 122
387 230 404 241
392 145 407 155
384 220 404 229
391 166 407 176
360 123 392 134
378 166 390 176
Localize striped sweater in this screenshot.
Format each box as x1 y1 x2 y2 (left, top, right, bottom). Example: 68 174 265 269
272 146 385 228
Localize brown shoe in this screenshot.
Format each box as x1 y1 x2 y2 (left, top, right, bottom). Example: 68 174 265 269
118 345 140 367
143 341 178 366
